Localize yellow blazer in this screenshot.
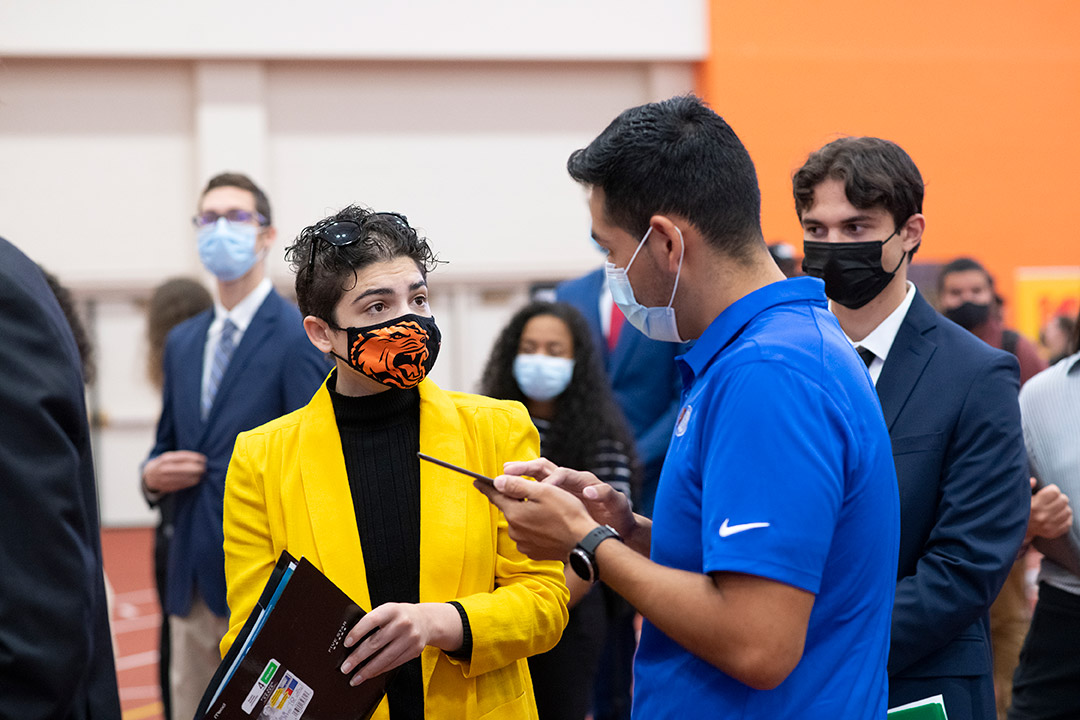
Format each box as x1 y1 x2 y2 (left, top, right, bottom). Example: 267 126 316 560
221 377 569 719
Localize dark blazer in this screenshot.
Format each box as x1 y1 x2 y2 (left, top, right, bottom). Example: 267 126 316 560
556 267 683 517
149 287 329 617
0 237 121 718
879 291 1030 719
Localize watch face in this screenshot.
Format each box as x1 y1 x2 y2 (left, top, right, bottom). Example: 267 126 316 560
569 548 593 582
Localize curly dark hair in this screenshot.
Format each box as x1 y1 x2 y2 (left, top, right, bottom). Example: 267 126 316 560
480 301 639 492
285 204 439 324
39 268 96 385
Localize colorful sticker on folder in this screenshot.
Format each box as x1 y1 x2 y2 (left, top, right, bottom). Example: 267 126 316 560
242 659 280 714
257 671 314 720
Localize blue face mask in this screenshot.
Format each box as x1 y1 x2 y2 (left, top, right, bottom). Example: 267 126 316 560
513 354 575 402
604 225 685 343
197 218 260 281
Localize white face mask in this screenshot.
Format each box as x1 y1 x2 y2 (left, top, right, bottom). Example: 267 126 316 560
604 225 684 343
513 354 575 402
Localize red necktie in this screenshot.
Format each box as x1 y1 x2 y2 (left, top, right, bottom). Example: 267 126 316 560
608 300 625 352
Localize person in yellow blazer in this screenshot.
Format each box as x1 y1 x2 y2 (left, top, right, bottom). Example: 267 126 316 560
220 205 569 720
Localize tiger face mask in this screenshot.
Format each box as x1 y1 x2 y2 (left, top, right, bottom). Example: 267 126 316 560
331 313 441 389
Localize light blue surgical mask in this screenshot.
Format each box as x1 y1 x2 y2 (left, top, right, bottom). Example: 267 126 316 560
604 225 684 343
197 218 260 281
513 354 575 402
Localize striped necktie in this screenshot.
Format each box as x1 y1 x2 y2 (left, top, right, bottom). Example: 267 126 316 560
202 319 238 420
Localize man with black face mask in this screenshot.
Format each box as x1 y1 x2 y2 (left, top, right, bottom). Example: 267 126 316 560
938 257 1047 384
794 137 1031 720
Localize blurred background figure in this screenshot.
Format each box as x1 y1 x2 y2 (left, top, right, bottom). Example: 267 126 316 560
768 241 800 278
0 237 121 718
1040 313 1077 366
41 268 97 387
143 276 213 720
554 265 682 720
141 173 329 720
936 256 1053 718
480 301 637 720
1009 307 1080 720
937 257 1047 383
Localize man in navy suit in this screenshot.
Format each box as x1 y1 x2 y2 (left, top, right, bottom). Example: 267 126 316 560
0 237 121 719
556 267 683 720
142 173 329 720
794 137 1030 719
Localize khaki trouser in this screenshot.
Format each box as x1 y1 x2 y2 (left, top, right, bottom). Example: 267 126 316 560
990 559 1031 719
169 595 228 720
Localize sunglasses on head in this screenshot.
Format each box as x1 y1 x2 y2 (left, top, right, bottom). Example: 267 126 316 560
307 212 410 272
192 209 267 228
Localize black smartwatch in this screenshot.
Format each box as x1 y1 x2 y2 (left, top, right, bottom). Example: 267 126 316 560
569 525 623 583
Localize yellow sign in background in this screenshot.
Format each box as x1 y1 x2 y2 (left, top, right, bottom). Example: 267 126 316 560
1015 267 1080 342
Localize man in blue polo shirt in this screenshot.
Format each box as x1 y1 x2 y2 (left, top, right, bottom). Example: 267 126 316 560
479 95 900 717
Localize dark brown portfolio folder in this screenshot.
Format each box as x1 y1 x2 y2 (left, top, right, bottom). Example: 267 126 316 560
197 552 393 720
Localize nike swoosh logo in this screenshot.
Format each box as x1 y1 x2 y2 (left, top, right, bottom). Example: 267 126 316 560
718 519 771 537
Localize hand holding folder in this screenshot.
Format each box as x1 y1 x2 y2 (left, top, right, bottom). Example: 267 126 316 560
197 552 395 720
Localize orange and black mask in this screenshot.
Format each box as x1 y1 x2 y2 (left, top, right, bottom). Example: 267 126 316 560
333 313 441 389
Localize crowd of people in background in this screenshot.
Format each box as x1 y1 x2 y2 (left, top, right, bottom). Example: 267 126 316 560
2 95 1078 720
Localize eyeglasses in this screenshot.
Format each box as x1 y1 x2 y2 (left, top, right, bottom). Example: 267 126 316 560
308 213 409 272
192 209 268 228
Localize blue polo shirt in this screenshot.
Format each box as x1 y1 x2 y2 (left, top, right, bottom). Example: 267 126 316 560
632 277 899 719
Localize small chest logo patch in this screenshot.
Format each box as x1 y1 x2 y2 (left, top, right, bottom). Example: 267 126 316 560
674 404 692 437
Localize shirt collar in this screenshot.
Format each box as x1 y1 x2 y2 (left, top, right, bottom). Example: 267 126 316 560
839 281 916 363
212 277 273 335
680 277 827 379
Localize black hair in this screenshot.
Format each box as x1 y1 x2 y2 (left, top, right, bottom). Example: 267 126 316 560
286 205 438 324
39 268 96 385
793 137 924 258
202 172 272 226
567 95 763 260
1072 306 1080 355
480 301 638 492
937 257 995 297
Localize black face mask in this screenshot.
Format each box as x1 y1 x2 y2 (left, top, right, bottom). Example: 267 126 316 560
944 302 992 331
802 230 911 309
330 313 441 389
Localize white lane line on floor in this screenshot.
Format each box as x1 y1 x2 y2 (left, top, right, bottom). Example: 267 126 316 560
114 588 159 604
113 614 163 634
116 650 159 671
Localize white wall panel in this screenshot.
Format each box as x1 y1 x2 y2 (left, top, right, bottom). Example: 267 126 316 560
265 61 648 282
0 59 198 284
0 1 707 62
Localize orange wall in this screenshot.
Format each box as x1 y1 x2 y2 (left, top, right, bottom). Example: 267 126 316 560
697 1 1080 321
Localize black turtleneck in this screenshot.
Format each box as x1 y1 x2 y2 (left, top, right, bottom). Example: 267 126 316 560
329 375 423 719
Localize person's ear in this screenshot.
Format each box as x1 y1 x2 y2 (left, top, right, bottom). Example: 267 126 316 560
899 213 925 253
304 315 336 354
648 215 686 274
257 225 277 252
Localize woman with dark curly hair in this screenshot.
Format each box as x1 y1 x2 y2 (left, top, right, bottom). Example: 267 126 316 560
480 301 637 720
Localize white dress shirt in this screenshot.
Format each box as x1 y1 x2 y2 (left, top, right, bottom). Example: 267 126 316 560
837 282 917 385
200 278 273 401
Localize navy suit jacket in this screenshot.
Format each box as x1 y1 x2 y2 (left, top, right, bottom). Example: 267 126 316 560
556 267 683 517
149 288 329 617
0 237 120 718
879 291 1029 719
